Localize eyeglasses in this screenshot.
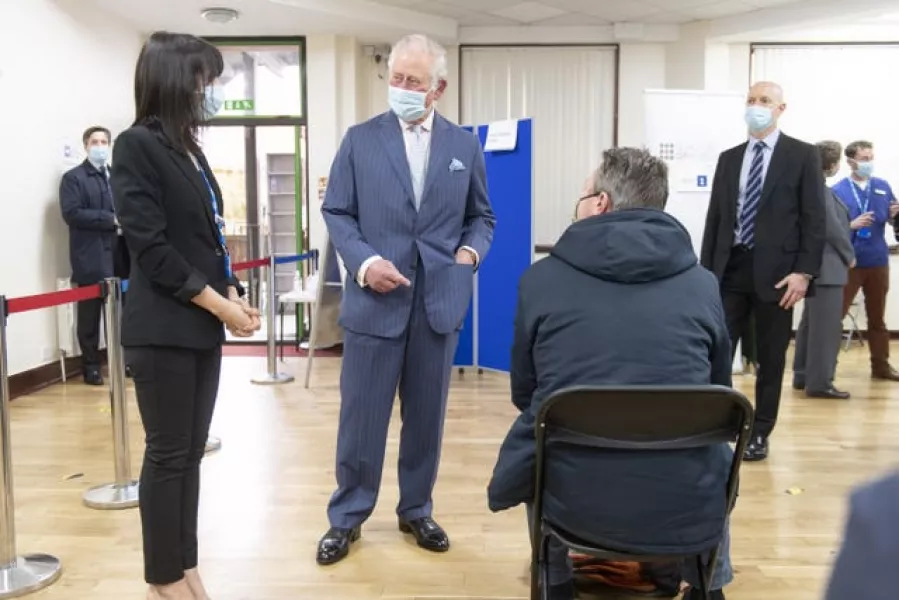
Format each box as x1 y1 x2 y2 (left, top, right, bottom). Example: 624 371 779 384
573 190 610 222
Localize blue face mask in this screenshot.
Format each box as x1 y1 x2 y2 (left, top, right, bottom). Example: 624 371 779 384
203 84 225 119
744 105 774 133
854 160 874 179
88 146 109 165
388 86 429 122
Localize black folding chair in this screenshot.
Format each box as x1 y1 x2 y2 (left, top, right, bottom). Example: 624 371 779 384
530 385 753 600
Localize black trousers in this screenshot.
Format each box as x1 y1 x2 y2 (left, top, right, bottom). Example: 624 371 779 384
127 345 222 585
721 247 793 438
76 296 104 369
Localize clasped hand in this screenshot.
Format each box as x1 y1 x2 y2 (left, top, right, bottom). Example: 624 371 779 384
221 296 262 337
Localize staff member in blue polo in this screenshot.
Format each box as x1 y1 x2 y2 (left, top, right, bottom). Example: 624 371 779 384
832 140 899 381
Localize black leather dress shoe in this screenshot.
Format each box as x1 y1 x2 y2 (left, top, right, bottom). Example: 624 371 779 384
743 436 769 462
792 380 805 391
398 517 450 552
316 526 360 565
83 368 104 386
806 387 850 400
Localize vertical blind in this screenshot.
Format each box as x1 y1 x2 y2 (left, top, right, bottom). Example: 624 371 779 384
460 46 617 246
752 44 899 189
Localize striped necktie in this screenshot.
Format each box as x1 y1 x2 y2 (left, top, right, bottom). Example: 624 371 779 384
739 141 766 247
408 124 429 210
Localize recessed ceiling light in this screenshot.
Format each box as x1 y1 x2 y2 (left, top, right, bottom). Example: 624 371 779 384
201 7 240 24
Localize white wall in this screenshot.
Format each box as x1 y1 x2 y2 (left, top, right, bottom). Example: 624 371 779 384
0 0 141 375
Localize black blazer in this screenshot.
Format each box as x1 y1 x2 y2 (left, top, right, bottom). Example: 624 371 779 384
110 122 241 350
700 133 826 303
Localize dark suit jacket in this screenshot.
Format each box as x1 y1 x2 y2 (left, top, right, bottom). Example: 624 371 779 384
825 471 899 600
322 111 495 338
110 122 241 350
819 189 854 286
59 160 118 285
700 133 826 302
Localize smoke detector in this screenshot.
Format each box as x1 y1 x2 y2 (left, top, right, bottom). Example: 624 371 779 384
201 7 240 24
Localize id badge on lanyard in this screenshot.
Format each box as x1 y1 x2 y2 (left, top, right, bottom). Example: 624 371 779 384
850 181 873 240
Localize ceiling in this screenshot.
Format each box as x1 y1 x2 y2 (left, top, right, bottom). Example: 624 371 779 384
372 0 802 26
82 0 807 37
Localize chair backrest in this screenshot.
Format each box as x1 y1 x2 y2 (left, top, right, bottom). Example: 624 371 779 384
536 385 752 452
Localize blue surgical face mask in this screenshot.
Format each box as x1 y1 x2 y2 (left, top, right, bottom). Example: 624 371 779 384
203 84 225 119
854 160 874 179
388 85 429 122
88 145 109 165
744 105 774 133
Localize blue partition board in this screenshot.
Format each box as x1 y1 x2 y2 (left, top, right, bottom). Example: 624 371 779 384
453 120 534 372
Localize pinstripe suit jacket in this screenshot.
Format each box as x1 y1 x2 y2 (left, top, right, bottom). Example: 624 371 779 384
322 110 495 338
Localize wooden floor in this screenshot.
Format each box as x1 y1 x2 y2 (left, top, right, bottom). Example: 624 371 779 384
7 342 899 599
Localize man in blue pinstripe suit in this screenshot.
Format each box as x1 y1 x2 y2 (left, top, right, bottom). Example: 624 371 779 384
316 34 496 566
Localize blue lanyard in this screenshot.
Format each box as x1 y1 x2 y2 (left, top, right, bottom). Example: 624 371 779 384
848 179 872 214
197 166 233 278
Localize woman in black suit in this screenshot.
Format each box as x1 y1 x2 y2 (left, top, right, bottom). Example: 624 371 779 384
111 32 260 600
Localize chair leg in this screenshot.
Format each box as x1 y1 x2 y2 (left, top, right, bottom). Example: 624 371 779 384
540 535 551 600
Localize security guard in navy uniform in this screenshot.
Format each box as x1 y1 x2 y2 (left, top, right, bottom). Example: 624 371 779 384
60 125 124 385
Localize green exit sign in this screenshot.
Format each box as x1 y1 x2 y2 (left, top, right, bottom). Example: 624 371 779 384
224 99 255 111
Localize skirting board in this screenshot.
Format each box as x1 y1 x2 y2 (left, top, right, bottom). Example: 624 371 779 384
8 353 103 401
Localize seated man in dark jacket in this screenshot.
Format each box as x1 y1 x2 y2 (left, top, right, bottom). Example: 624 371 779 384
487 148 734 600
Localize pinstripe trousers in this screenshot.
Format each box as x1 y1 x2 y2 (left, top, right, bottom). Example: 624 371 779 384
327 266 460 529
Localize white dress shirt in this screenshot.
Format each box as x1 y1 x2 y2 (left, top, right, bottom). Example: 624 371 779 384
356 110 479 287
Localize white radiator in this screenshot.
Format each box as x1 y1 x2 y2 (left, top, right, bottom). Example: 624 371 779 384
56 278 78 356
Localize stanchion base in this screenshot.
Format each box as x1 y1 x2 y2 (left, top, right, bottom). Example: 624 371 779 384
205 436 222 454
0 554 62 598
250 373 295 385
82 481 140 510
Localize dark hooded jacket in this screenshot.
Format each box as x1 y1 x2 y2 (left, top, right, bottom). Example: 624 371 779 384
487 208 733 555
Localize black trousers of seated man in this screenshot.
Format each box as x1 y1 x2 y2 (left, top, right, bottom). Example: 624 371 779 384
721 247 793 439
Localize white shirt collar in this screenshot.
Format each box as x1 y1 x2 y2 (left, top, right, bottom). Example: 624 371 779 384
398 109 436 132
749 128 780 150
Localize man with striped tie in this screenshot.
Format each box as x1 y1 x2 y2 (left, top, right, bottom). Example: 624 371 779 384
701 81 825 462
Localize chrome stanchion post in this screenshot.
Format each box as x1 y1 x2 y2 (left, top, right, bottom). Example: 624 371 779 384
251 255 294 385
0 296 62 595
83 279 139 510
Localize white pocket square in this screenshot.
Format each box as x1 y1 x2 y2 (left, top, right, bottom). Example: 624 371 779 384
449 158 466 172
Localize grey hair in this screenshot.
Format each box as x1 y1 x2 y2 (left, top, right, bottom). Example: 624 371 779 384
388 34 448 89
590 147 669 211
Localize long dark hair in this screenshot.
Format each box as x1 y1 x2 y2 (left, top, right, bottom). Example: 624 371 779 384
133 32 224 153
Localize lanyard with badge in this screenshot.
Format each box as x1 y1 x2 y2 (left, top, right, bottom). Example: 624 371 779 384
197 166 233 278
849 180 874 240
